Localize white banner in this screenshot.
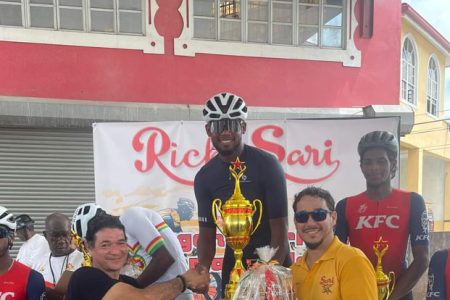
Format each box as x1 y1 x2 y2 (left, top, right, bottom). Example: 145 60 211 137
93 117 399 298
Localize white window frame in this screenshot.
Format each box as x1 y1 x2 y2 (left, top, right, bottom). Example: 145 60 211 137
174 0 361 67
0 0 163 54
426 55 440 118
400 35 418 106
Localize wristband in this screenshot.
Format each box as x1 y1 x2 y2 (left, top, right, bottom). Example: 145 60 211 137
177 274 187 293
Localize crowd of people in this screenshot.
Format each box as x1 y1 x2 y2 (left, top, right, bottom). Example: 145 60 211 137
0 92 448 300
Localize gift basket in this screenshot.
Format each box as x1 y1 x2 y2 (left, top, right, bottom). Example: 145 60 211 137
233 246 295 300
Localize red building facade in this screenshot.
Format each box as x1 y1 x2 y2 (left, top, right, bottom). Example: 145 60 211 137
0 0 401 107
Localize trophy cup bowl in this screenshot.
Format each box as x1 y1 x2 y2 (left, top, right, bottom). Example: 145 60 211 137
377 272 395 300
212 197 262 300
211 158 263 300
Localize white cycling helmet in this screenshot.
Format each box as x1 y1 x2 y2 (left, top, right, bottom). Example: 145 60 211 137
203 92 248 122
0 206 16 231
72 203 104 239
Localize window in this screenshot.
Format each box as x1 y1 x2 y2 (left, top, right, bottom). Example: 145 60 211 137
401 38 417 105
193 0 345 48
0 0 144 35
427 57 439 117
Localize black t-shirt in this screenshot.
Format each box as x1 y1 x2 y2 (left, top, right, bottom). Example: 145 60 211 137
67 267 141 300
194 144 291 294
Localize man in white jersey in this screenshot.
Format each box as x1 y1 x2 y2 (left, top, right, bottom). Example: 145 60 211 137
120 207 193 300
15 214 50 270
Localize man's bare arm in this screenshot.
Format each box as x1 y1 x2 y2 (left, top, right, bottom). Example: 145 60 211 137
388 245 429 300
104 269 210 300
197 226 216 269
137 245 174 287
269 217 290 264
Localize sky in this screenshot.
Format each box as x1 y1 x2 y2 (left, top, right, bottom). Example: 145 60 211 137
402 0 450 118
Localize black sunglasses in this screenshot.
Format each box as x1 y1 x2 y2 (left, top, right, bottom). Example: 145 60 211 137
294 208 332 223
207 119 243 134
0 226 11 239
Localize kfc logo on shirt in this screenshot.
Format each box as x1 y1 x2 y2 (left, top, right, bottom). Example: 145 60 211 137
0 292 15 300
358 204 368 214
355 215 400 229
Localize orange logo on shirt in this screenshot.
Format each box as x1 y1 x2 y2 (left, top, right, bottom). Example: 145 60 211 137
319 276 334 294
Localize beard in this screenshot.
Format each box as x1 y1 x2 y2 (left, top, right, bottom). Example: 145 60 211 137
304 240 323 250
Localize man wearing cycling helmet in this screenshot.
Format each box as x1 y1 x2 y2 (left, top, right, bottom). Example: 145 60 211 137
0 206 46 300
335 131 429 300
194 92 291 296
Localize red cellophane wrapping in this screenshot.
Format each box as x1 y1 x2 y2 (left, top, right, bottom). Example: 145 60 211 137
233 246 294 300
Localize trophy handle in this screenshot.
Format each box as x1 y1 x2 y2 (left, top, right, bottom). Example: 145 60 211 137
388 271 395 294
250 199 263 235
212 198 225 235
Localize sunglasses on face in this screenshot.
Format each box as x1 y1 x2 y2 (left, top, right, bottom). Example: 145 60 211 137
0 227 11 239
294 208 332 223
207 119 243 134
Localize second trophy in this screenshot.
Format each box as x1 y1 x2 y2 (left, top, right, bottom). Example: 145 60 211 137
212 158 263 300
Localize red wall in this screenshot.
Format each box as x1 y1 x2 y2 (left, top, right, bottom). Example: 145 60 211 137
0 0 401 108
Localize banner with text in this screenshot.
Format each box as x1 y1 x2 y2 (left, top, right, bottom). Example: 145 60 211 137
94 117 399 299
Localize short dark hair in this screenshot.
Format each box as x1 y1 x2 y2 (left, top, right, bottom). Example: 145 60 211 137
292 186 335 212
85 214 126 245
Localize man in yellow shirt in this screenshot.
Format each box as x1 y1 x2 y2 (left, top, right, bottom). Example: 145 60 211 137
292 186 377 300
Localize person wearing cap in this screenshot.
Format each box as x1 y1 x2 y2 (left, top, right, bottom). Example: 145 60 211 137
15 214 50 270
194 92 291 297
0 206 46 300
335 131 430 300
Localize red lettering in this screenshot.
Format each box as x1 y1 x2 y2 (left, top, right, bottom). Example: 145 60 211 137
216 234 225 247
132 127 215 186
188 258 224 272
252 125 285 160
252 126 340 184
192 233 225 248
211 258 223 272
189 257 199 269
132 124 341 186
177 233 192 252
288 231 295 241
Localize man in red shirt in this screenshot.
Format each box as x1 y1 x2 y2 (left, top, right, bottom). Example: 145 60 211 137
335 131 429 300
0 206 45 300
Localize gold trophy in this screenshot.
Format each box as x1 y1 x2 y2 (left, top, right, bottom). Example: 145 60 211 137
212 158 263 300
71 230 92 267
373 237 395 300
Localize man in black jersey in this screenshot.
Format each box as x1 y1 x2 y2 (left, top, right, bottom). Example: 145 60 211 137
67 214 209 300
194 92 291 297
